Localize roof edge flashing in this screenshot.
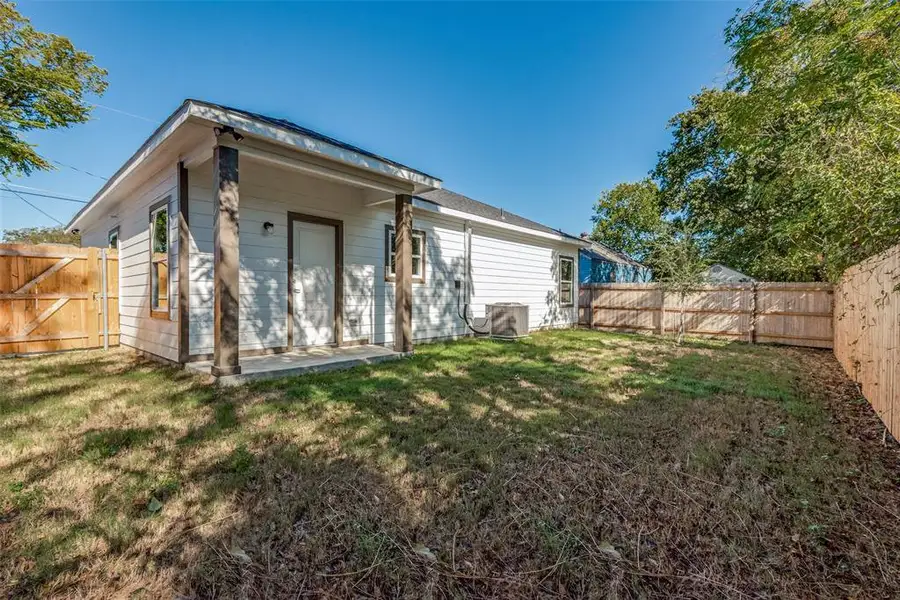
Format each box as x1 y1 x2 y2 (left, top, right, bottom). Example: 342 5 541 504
187 101 442 191
413 197 588 247
66 101 193 232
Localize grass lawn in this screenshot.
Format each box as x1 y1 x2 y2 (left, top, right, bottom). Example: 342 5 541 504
2 329 899 598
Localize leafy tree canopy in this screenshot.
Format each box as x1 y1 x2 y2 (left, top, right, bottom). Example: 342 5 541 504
589 178 663 262
0 1 107 177
1 225 79 245
593 0 900 282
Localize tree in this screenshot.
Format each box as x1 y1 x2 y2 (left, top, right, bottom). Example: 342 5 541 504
0 1 107 177
1 225 79 245
650 222 710 344
661 0 900 281
593 0 900 282
589 179 664 262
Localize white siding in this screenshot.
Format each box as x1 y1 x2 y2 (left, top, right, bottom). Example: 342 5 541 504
469 225 577 330
186 160 472 353
78 165 179 361
183 159 578 356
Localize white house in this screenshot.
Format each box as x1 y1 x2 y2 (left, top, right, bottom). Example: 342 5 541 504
67 100 586 380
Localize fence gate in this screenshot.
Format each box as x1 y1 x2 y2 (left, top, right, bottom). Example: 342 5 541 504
0 243 119 355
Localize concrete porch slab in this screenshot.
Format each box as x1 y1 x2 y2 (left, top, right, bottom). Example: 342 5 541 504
186 345 406 386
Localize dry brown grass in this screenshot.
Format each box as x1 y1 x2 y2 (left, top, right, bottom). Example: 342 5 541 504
1 330 899 598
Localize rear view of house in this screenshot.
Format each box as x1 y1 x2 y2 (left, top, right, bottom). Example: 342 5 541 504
66 100 585 380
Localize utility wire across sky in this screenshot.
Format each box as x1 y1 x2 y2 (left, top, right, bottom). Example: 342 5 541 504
0 73 159 229
0 72 155 228
2 186 66 226
0 186 88 204
0 73 159 124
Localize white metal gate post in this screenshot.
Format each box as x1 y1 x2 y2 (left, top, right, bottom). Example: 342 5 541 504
101 248 109 350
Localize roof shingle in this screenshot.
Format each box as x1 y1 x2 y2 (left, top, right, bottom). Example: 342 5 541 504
416 189 583 242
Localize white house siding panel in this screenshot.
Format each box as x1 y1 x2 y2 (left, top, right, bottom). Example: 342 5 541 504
78 165 179 361
185 159 576 355
79 227 106 249
468 225 577 331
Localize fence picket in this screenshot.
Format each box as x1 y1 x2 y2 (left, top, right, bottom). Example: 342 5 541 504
579 282 833 348
833 244 900 439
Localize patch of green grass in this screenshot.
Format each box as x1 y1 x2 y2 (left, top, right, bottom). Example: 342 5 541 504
81 426 162 461
6 481 45 511
0 332 896 599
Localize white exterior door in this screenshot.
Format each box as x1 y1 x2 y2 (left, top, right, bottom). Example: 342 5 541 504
292 220 336 347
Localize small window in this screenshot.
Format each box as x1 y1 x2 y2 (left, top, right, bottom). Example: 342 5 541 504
149 201 169 318
107 227 119 250
385 225 425 282
559 256 574 307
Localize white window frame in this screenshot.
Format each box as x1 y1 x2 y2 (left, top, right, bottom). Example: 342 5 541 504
107 226 119 250
559 255 575 307
149 199 170 319
385 224 426 283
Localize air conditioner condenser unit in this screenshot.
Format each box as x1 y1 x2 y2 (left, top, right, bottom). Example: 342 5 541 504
487 303 529 340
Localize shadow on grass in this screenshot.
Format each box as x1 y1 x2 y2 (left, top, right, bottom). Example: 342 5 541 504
2 332 896 598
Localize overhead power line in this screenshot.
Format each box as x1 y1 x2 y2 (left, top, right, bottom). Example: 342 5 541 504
3 182 89 200
3 186 65 226
51 159 108 181
0 186 87 204
0 73 158 124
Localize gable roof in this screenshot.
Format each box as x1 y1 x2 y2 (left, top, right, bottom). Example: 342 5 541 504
705 263 755 282
68 99 442 231
189 99 440 182
583 240 647 268
416 188 584 243
66 100 584 247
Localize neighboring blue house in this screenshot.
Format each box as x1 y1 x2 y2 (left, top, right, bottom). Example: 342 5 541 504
578 238 652 284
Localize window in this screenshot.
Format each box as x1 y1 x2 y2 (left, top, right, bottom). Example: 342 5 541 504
107 227 119 250
385 225 425 282
149 200 169 318
559 256 574 306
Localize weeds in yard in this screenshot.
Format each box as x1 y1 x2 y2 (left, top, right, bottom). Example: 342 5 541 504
1 330 899 598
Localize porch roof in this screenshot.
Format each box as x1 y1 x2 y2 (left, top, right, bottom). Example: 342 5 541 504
67 99 443 232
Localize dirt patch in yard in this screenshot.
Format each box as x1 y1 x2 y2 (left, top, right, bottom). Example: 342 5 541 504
1 331 900 598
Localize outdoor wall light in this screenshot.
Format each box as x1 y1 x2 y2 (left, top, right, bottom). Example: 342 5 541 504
263 221 275 234
213 125 244 142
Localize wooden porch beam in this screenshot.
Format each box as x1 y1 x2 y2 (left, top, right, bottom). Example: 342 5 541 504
212 145 241 376
394 193 413 353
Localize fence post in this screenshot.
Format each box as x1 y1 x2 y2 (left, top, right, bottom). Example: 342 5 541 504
86 247 100 348
658 287 666 336
749 282 758 344
101 248 109 350
590 284 596 329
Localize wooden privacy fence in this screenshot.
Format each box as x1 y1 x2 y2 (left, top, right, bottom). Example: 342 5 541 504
0 244 118 355
834 244 900 439
578 282 834 348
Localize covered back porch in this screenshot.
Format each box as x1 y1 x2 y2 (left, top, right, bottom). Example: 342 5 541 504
177 103 442 380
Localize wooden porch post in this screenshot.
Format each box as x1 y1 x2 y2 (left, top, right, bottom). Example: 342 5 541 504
394 193 413 353
177 161 191 363
213 145 241 376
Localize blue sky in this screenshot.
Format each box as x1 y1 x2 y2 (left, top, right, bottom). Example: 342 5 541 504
0 1 744 236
